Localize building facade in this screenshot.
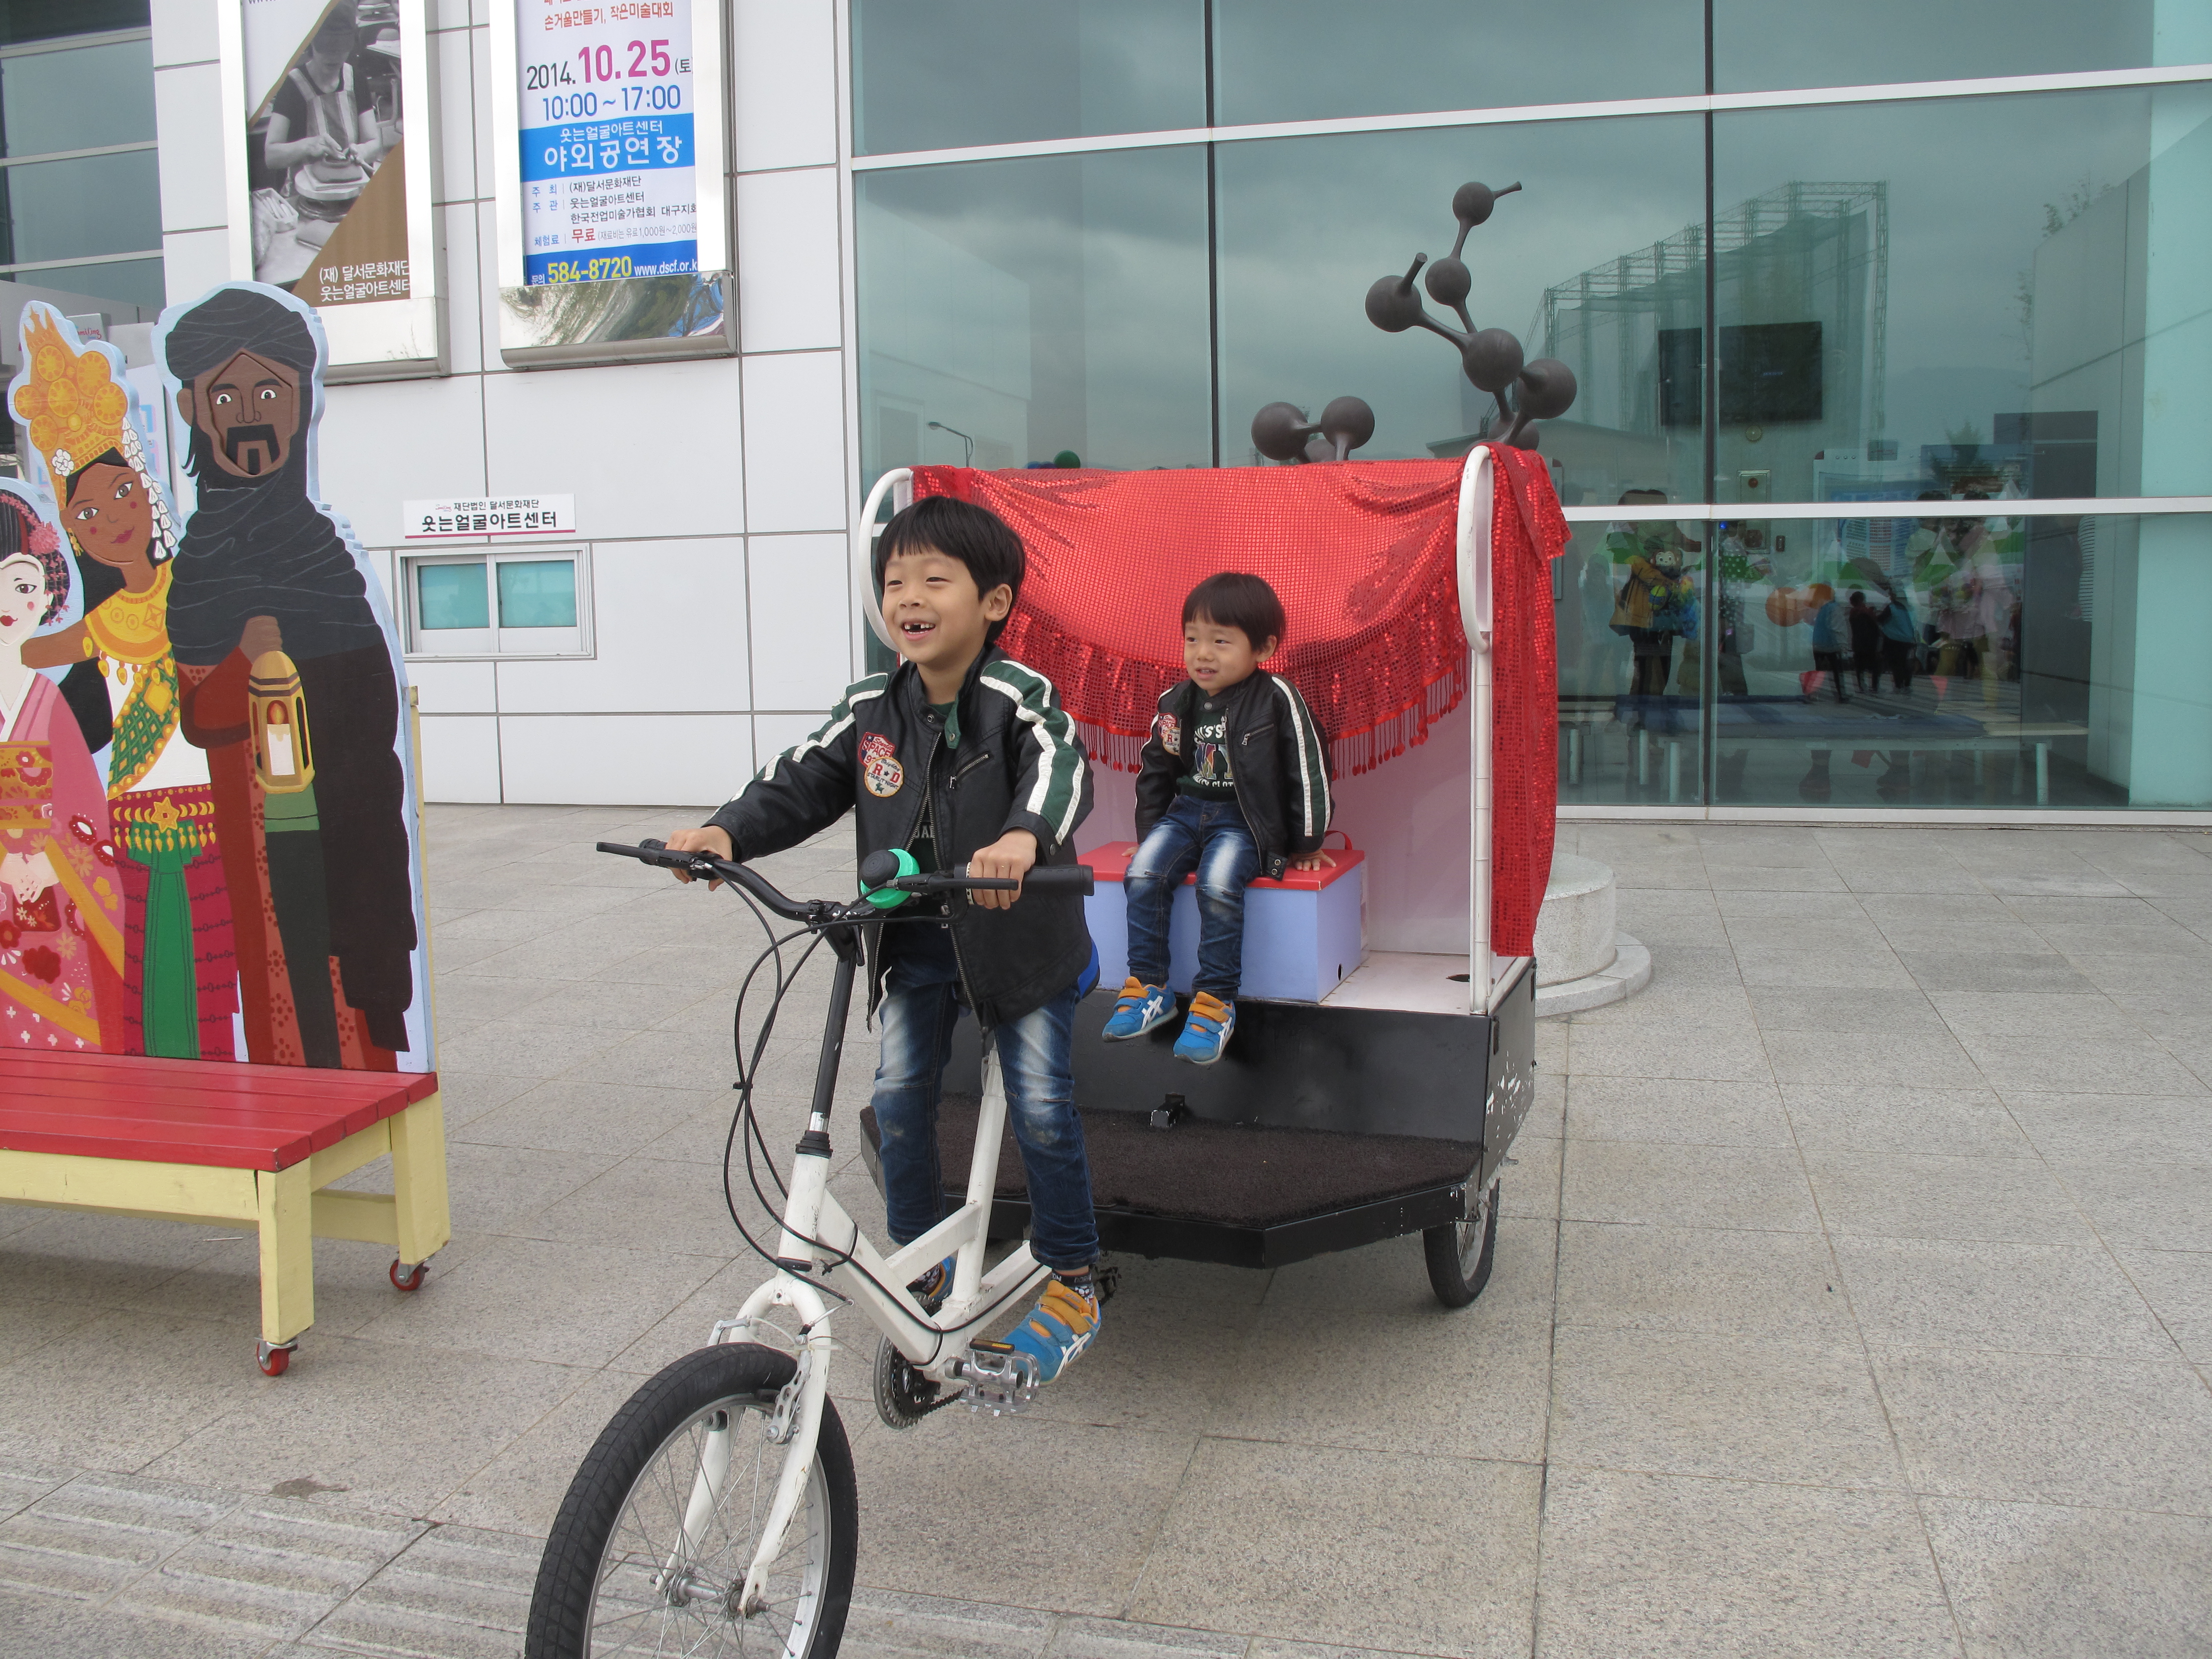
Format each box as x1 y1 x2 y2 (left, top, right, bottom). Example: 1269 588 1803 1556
42 3 2212 816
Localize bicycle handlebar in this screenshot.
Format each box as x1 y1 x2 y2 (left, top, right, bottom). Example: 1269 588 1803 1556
595 840 1093 919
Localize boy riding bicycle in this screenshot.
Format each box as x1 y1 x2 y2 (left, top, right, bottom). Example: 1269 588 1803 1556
662 496 1104 1382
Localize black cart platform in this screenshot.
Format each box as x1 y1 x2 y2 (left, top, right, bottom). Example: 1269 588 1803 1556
860 957 1537 1272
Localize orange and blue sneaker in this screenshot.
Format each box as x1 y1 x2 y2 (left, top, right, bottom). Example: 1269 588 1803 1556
1173 991 1235 1064
1102 978 1175 1041
1005 1271 1101 1382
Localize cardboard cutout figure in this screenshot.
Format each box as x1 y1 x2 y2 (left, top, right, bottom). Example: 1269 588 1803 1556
0 482 126 1052
155 282 419 1070
10 305 239 1060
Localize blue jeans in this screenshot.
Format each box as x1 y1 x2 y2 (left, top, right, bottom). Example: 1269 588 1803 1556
1124 794 1260 999
871 925 1098 1271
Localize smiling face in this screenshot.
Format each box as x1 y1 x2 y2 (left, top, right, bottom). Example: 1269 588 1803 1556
185 350 302 479
1183 613 1273 694
65 462 153 566
879 544 1010 680
0 554 47 648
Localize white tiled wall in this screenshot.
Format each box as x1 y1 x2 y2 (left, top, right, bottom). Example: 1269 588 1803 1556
151 0 856 806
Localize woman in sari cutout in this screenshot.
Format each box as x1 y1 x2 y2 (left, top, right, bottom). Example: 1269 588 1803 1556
0 491 125 1051
14 314 235 1057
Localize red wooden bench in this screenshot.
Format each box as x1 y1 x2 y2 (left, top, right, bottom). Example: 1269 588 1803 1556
0 1049 451 1374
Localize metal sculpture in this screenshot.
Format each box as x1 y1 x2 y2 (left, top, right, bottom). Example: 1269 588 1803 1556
1250 396 1375 464
1366 181 1576 449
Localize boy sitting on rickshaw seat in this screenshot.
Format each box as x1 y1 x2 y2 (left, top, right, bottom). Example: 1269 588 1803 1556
1106 573 1334 1064
661 496 1106 1383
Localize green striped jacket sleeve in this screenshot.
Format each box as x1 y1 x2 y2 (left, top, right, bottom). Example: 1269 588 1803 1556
979 658 1091 854
704 675 885 860
1269 674 1333 850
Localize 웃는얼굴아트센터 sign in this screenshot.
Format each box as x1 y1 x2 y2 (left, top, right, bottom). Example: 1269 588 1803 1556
403 495 577 538
516 1 699 286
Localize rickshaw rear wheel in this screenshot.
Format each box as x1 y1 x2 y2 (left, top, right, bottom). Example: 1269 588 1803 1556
1424 1178 1500 1308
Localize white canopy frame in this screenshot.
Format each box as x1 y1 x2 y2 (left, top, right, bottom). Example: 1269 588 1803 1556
855 454 1531 1019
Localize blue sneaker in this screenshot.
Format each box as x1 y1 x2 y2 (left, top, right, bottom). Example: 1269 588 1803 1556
1102 978 1175 1041
1173 992 1235 1064
1004 1272 1101 1382
908 1256 954 1313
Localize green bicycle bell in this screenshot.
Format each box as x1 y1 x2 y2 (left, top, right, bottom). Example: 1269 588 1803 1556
858 847 920 909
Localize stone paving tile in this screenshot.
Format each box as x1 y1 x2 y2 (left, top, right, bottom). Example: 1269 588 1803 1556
1802 1150 2098 1246
1131 1440 1541 1659
1532 1467 1960 1659
1779 1083 2032 1159
108 1498 425 1643
0 1470 234 1603
1832 1237 2176 1361
1920 1496 2212 1659
302 1523 538 1659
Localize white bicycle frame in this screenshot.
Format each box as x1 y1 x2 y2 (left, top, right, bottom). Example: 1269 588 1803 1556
714 1002 1047 1613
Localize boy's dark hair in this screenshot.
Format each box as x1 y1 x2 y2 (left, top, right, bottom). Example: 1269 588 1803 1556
874 496 1026 641
1182 571 1286 652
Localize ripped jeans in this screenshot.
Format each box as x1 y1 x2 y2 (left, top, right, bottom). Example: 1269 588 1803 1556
871 923 1097 1271
1124 794 1261 999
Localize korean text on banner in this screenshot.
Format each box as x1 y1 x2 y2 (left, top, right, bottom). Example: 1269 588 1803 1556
516 0 698 286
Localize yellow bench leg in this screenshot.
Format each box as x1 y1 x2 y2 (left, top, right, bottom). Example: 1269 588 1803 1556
389 1091 451 1268
256 1161 316 1348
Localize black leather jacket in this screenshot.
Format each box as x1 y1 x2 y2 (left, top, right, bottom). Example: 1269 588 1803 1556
1133 671 1333 879
706 648 1094 1027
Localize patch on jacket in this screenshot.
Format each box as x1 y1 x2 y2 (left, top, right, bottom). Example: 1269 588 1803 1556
860 731 904 798
1155 711 1180 755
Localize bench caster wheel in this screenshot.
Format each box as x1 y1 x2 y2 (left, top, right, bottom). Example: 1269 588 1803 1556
390 1259 427 1292
1425 1178 1499 1308
257 1340 297 1377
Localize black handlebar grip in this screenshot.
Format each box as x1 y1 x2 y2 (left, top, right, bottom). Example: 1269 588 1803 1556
1022 864 1095 896
857 850 903 889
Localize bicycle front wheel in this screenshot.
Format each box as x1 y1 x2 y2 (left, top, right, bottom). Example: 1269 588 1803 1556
525 1342 858 1658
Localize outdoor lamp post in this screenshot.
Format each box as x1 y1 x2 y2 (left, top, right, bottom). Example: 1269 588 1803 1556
926 420 975 467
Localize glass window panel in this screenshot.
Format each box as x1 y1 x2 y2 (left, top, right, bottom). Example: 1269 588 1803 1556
0 148 160 265
418 563 489 630
1213 117 1707 507
1212 1 1703 127
857 148 1212 485
1557 517 1708 806
1703 511 2212 811
1 38 156 155
4 256 163 314
1712 86 2212 507
497 560 578 628
0 4 149 49
853 0 1204 156
1715 0 2182 95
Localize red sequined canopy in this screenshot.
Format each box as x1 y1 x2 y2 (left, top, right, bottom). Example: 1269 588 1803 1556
911 453 1566 956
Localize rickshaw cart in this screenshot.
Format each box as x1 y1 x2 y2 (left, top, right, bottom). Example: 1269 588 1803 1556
853 445 1564 1305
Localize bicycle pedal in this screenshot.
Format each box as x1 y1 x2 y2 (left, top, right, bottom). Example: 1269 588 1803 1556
956 1339 1039 1416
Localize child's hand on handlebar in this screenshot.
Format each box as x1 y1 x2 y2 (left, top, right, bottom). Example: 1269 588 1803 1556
968 829 1037 910
663 825 733 888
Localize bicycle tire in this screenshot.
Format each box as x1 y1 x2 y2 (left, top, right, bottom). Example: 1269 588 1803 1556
1424 1178 1500 1308
525 1343 858 1658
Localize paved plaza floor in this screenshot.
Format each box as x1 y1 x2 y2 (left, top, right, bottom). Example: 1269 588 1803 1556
4 806 2210 1656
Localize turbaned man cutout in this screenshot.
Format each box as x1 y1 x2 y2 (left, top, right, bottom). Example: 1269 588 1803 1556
160 284 415 1068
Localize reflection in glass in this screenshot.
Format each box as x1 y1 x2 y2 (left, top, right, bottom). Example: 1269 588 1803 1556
418 563 489 630
1713 87 2212 505
1700 512 2212 810
1557 514 1708 807
1212 0 1702 126
857 149 1212 485
498 561 579 628
0 149 161 265
1715 0 2169 94
0 39 157 154
852 0 1204 155
1213 118 1705 504
7 258 165 314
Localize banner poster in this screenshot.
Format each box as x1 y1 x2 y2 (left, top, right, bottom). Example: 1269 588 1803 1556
243 1 413 311
516 0 698 285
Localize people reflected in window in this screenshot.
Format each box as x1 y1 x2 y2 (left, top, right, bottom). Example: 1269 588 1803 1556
1607 491 1699 699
